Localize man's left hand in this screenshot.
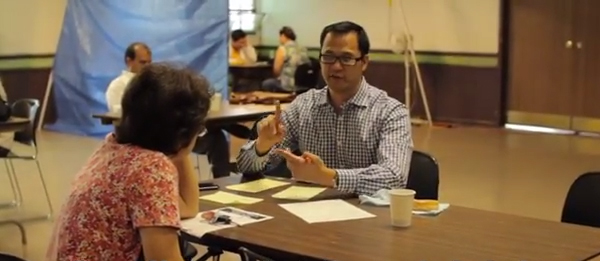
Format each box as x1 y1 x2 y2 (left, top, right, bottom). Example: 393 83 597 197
275 149 336 187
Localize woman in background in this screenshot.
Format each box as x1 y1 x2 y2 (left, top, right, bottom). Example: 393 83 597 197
46 63 211 261
261 26 310 93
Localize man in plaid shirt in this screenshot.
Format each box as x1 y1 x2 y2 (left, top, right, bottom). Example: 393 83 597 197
237 21 413 196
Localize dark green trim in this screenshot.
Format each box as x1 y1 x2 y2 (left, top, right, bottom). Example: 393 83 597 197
0 57 54 70
0 45 498 70
256 45 498 67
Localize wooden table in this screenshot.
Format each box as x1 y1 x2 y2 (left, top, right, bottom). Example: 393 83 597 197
229 63 272 93
229 63 271 69
92 103 287 126
186 176 600 261
0 117 30 133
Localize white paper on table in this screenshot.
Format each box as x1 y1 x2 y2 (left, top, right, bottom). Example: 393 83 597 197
278 199 376 224
181 207 273 238
271 186 327 200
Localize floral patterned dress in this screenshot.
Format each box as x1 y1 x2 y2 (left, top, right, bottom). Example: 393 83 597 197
46 134 181 261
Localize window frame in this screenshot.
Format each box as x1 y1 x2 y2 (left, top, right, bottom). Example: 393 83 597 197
229 0 257 34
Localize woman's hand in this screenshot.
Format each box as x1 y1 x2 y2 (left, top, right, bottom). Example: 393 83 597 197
170 135 200 218
171 135 198 164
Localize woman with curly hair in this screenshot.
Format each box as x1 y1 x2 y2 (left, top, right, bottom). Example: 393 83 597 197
47 63 212 261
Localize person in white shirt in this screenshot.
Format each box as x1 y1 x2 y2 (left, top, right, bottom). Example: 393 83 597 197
229 30 257 65
105 42 152 113
105 42 234 178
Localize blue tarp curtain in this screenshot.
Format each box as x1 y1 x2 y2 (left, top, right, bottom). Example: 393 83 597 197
46 0 229 138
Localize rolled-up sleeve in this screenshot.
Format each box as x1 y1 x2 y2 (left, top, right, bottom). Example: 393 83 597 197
236 99 301 173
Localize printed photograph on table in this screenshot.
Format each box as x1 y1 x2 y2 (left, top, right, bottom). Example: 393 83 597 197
220 207 268 220
181 207 273 238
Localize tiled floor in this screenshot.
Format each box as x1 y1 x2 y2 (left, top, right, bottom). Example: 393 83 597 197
2 125 600 260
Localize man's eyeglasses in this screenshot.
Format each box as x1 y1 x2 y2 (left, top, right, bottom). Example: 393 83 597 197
319 54 363 66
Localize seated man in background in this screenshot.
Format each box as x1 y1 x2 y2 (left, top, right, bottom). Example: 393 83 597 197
237 21 413 196
105 42 232 178
261 26 310 93
105 42 151 113
229 29 257 65
47 63 210 261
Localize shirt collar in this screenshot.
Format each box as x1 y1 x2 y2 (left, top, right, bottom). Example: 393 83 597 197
121 70 135 79
318 77 370 108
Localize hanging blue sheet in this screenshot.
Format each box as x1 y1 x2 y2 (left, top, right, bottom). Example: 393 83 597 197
46 0 229 138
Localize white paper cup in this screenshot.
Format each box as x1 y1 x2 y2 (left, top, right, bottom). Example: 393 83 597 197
389 189 416 227
210 93 222 111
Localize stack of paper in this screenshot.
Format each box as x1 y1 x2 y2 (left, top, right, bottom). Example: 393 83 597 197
181 207 273 238
226 178 290 193
200 191 263 204
272 186 326 200
279 199 376 224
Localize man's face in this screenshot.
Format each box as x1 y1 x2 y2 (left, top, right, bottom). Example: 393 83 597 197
320 32 369 93
127 47 152 74
232 37 248 50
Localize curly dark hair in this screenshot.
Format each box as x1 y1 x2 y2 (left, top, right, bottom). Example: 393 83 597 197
115 63 212 155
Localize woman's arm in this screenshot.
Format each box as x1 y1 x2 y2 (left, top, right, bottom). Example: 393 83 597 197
139 227 185 261
129 158 185 261
244 44 258 63
272 46 286 77
172 155 199 219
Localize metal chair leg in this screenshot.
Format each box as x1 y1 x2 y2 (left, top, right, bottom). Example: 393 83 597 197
1 160 19 208
0 220 28 258
34 159 54 218
5 158 53 221
7 159 23 208
0 220 27 245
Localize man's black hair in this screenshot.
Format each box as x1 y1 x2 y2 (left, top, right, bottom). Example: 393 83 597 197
124 42 151 64
319 21 370 56
231 30 247 42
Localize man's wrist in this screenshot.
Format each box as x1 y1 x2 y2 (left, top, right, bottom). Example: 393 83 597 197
323 168 337 187
254 138 274 156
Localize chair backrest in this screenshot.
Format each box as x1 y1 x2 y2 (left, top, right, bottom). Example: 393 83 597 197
11 99 40 146
294 57 320 92
561 172 600 228
0 253 27 261
406 150 440 200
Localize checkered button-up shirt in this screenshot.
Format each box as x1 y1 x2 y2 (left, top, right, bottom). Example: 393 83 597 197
237 78 413 195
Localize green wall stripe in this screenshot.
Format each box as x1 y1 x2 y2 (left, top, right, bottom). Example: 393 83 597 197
257 47 498 68
0 57 54 70
0 47 498 70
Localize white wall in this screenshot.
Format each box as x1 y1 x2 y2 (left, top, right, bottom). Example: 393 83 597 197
258 0 500 54
0 0 68 56
0 0 500 56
